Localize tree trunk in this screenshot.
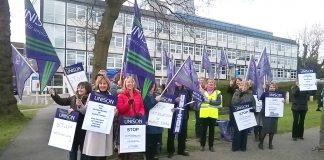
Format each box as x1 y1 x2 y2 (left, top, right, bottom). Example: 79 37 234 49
0 0 22 116
91 0 126 83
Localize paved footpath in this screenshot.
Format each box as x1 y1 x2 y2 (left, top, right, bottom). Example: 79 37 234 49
1 104 323 160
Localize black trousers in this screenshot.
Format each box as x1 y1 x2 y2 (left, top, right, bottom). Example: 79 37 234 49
195 110 202 139
232 128 248 151
167 119 188 154
200 117 216 147
292 110 307 138
146 133 162 160
86 156 107 160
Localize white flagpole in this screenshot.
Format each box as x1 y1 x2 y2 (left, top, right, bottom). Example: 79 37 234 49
160 56 190 96
120 33 128 79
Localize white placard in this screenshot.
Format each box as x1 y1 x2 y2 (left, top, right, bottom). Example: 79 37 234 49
233 108 257 131
66 71 88 93
48 118 77 151
119 125 146 153
82 101 115 134
298 72 317 91
148 102 174 128
265 97 284 117
253 95 263 112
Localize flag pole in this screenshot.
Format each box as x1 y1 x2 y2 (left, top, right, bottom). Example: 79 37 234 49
245 54 252 80
160 56 190 96
120 33 128 81
161 48 164 85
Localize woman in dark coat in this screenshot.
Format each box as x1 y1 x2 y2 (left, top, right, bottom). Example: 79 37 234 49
258 82 284 150
49 82 92 160
230 80 256 151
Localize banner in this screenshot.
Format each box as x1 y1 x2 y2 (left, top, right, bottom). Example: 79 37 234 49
173 95 186 134
48 108 79 151
148 102 174 128
64 63 88 95
298 68 317 91
119 116 146 153
82 92 116 134
265 91 285 117
233 102 257 131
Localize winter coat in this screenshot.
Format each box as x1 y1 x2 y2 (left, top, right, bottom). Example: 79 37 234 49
144 92 164 134
291 85 309 111
117 89 145 117
229 90 256 127
83 91 116 157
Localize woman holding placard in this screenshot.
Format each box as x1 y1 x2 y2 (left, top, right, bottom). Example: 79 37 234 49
258 82 284 150
49 82 92 160
83 74 116 160
143 83 163 160
117 76 145 160
230 80 256 152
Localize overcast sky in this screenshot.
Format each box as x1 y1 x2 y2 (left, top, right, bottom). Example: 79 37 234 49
9 0 324 53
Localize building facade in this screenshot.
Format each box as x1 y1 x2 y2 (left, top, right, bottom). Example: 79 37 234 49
39 0 298 93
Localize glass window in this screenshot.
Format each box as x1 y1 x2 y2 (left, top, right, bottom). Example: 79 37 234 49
195 45 203 56
217 31 227 43
125 14 133 28
90 8 104 24
107 54 122 68
87 52 93 66
270 55 277 64
44 23 65 48
278 56 285 65
228 33 237 45
67 26 86 44
156 20 169 34
114 13 123 26
207 29 217 41
227 50 236 60
183 43 194 55
246 37 254 48
155 58 161 71
170 41 182 54
67 3 86 20
277 69 284 78
291 70 297 79
175 60 182 70
142 17 155 32
206 46 217 57
195 27 206 40
146 38 155 54
66 50 86 66
236 66 246 76
194 61 201 72
156 39 169 55
44 0 65 24
183 26 194 37
110 33 123 48
237 35 246 48
170 23 182 36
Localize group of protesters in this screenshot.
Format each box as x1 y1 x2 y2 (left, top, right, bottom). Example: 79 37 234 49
48 68 322 160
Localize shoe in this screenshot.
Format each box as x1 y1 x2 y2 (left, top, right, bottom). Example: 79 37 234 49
316 108 321 111
293 138 298 141
178 151 189 156
299 137 304 140
240 148 246 152
258 143 264 150
201 146 205 151
167 153 173 158
209 147 215 152
269 144 273 150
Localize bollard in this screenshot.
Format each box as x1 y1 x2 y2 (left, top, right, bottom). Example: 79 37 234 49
285 91 290 104
310 96 313 102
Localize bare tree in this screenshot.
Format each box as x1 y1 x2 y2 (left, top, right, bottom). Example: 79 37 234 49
91 0 214 82
297 24 324 77
0 0 22 116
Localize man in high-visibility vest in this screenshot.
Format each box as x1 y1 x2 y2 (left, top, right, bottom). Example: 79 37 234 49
199 79 222 152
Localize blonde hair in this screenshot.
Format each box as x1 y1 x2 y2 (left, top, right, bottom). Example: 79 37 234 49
95 75 110 91
241 80 251 88
123 76 136 90
268 82 278 90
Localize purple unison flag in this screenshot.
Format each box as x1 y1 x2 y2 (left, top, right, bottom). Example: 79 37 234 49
125 0 155 99
245 54 258 94
11 45 34 100
257 47 273 81
202 47 213 78
172 56 200 94
162 48 170 66
216 48 229 78
25 0 60 92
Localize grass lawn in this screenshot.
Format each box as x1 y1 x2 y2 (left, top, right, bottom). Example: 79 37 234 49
0 105 45 151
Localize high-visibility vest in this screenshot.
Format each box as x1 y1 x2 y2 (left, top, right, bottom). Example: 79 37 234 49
199 90 222 119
